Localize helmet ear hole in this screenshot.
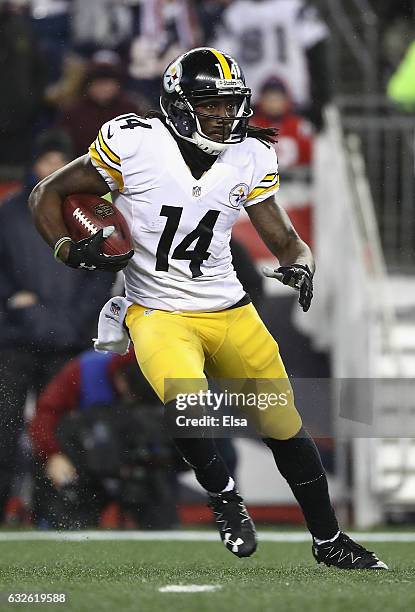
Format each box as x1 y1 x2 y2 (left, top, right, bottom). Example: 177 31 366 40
170 103 194 137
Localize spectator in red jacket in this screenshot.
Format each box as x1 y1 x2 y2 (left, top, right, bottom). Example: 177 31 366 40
57 51 143 158
253 76 313 171
29 348 181 528
30 349 137 476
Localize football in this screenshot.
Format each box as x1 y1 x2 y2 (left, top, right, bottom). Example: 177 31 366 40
63 194 133 256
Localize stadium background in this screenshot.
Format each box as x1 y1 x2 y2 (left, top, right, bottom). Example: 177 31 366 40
1 0 415 535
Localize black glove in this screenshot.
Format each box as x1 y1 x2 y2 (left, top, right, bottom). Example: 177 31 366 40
65 227 134 272
263 263 314 312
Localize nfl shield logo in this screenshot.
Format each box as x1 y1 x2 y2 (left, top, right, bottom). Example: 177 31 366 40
110 301 121 317
192 186 202 198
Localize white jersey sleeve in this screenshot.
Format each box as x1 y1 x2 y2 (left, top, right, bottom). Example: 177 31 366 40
89 113 150 193
244 140 280 208
89 119 125 192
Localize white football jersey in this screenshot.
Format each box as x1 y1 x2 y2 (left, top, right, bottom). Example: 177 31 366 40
214 0 328 105
89 114 279 312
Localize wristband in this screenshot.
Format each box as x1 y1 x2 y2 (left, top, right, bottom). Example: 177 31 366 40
53 236 72 261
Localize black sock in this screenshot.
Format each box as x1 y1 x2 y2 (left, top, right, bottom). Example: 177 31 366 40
164 400 231 493
264 427 339 540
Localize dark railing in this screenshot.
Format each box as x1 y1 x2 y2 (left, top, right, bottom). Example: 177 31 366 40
319 1 415 269
338 98 415 270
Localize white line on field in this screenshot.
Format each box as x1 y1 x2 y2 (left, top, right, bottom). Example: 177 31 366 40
0 530 414 542
159 585 221 593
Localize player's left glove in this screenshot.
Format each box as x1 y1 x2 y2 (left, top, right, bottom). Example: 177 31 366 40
64 227 133 272
263 264 313 312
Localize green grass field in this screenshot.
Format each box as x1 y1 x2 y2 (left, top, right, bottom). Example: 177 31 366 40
0 535 414 612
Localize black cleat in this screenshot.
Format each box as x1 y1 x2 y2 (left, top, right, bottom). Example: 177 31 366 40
208 489 257 558
312 532 388 570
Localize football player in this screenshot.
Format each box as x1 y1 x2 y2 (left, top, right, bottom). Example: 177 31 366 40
29 47 387 570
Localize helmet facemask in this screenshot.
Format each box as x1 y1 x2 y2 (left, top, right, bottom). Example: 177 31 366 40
161 88 253 155
191 93 253 152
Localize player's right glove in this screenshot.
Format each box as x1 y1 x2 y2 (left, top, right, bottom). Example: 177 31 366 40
61 227 133 272
263 263 314 312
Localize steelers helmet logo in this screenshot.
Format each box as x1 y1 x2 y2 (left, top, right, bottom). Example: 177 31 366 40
163 61 182 93
229 183 249 208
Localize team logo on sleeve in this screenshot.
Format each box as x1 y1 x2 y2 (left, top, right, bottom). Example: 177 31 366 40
229 183 249 208
163 62 182 93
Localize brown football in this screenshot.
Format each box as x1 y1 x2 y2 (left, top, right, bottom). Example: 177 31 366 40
63 194 133 256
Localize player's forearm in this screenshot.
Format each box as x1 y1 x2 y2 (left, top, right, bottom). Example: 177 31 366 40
274 234 315 272
29 179 69 248
247 197 315 272
29 154 110 260
261 227 314 272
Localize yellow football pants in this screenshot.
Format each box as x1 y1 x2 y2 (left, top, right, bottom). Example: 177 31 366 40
125 302 302 440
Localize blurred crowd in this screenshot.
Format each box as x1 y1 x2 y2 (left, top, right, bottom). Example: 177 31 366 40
0 0 330 185
1 0 412 528
2 0 414 184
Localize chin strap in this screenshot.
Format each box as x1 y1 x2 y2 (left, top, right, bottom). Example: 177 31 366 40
192 131 228 155
162 99 229 155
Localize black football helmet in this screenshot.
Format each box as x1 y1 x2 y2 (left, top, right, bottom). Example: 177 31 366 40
160 47 252 155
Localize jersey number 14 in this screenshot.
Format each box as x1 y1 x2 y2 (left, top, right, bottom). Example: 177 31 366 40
156 205 220 278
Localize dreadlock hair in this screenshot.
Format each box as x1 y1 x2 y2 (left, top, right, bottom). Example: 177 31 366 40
247 124 278 143
145 110 278 144
145 110 165 120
